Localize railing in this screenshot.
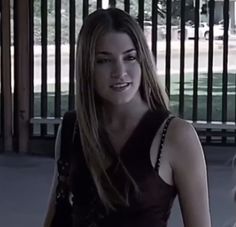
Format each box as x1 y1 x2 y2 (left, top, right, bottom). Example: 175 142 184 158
0 0 236 153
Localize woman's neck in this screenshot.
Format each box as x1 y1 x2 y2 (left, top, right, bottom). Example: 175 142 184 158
102 96 149 131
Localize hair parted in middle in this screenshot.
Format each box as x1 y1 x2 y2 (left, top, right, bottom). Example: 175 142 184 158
75 8 169 210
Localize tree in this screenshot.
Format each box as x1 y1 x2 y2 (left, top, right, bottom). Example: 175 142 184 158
171 0 195 20
112 0 167 22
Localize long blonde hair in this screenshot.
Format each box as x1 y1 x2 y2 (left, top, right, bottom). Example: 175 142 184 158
75 8 169 210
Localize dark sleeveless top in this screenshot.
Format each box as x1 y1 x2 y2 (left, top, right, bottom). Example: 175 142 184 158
67 109 177 227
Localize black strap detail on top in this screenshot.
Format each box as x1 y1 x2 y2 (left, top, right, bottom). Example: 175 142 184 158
154 116 175 171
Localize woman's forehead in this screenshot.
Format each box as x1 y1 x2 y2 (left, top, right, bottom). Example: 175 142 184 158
95 32 136 53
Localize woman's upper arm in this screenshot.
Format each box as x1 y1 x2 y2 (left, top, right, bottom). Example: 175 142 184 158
51 123 62 193
43 124 62 227
54 124 62 161
50 123 62 200
169 119 211 227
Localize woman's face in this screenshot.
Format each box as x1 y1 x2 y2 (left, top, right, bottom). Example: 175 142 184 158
94 32 142 106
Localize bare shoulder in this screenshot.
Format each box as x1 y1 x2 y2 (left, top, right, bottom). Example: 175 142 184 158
167 117 200 147
166 117 205 169
166 117 211 227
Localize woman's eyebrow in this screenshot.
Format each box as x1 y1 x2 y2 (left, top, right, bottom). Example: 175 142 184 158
96 48 136 55
123 48 136 54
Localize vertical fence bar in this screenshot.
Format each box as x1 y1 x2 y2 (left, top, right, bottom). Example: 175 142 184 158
179 0 186 118
138 0 144 29
221 0 229 143
29 0 34 136
192 0 200 121
109 0 116 8
165 0 172 96
83 0 89 20
124 0 130 13
97 0 102 9
151 0 157 60
1 0 13 152
14 0 19 148
206 0 215 142
41 0 48 135
15 0 30 153
0 0 2 137
55 0 61 130
69 0 75 110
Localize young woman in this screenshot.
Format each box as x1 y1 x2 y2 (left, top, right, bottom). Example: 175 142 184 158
43 8 211 227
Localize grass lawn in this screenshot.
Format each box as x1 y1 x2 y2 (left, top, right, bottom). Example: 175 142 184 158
168 72 236 121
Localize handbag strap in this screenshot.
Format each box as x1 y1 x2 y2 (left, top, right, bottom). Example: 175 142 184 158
60 110 77 161
56 111 77 202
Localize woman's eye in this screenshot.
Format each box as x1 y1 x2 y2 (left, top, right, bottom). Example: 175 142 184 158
125 55 136 61
96 58 111 64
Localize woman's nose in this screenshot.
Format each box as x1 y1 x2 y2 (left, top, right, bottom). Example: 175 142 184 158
111 60 126 78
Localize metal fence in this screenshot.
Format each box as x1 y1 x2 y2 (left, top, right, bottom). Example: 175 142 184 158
0 0 236 153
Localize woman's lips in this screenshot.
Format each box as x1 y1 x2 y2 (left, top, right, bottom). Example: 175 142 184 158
110 82 131 91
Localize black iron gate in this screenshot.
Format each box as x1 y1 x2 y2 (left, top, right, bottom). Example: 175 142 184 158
0 0 235 153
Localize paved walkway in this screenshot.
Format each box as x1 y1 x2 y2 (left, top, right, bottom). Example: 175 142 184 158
0 146 235 227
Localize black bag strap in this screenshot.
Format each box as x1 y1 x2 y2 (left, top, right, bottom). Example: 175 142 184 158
55 111 77 203
60 110 77 161
154 115 175 171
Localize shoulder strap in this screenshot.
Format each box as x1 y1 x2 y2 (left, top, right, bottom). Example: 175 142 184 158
154 115 175 171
